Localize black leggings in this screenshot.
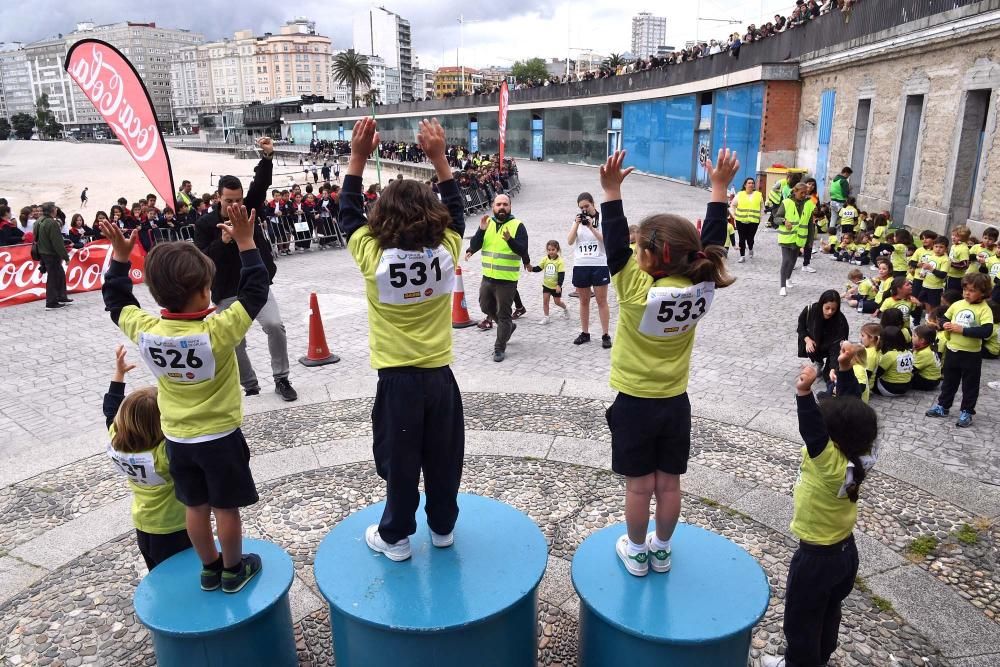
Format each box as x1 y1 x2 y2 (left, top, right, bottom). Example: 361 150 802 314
136 529 192 571
936 349 982 413
736 222 759 256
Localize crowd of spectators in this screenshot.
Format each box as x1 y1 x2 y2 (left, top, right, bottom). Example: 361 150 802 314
449 0 860 97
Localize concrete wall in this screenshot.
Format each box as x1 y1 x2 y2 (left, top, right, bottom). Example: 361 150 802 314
797 28 1000 234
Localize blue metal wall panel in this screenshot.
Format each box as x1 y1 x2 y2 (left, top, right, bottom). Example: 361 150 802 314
815 89 837 197
623 95 695 181
711 84 764 187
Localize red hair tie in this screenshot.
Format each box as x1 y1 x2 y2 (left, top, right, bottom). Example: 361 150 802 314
695 251 707 260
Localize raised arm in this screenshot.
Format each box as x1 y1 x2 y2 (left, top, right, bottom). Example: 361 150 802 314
103 345 136 427
243 138 275 212
98 220 141 326
702 148 739 248
340 118 378 241
598 151 636 276
418 119 465 238
795 365 830 458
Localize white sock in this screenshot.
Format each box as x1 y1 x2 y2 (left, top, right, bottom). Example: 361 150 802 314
650 535 671 551
627 539 647 555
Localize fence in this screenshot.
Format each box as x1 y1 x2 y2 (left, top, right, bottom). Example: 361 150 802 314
459 172 522 217
262 211 347 258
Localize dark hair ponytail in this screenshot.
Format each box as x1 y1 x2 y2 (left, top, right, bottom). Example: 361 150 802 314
844 453 867 503
818 396 878 503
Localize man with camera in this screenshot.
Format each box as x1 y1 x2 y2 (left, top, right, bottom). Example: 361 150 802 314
568 192 612 348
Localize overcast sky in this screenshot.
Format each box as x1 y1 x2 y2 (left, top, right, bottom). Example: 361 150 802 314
0 0 796 69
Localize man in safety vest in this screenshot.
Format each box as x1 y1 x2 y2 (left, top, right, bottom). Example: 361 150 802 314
177 180 195 209
466 194 529 362
828 166 852 225
773 183 814 297
766 172 802 228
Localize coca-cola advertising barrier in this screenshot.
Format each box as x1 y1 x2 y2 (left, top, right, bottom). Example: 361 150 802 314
65 39 177 211
498 80 509 165
0 242 146 308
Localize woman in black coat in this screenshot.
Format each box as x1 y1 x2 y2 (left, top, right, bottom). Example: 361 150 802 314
797 289 850 382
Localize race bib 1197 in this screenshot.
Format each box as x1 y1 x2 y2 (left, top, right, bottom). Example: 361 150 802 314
638 281 715 338
375 245 455 305
138 332 216 383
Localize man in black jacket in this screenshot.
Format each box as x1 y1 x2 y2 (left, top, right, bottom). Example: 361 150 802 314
194 137 298 401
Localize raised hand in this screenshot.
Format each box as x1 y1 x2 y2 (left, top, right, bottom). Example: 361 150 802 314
706 148 740 200
257 136 274 156
599 150 635 200
351 117 379 161
837 341 853 370
218 204 257 250
113 344 137 382
479 214 490 231
98 219 137 263
417 118 446 161
795 364 818 395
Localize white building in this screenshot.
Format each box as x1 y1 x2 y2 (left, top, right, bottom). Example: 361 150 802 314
0 43 32 121
352 7 412 102
631 12 667 59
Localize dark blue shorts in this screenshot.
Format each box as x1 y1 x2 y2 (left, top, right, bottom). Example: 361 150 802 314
167 428 258 509
572 265 611 288
919 287 942 307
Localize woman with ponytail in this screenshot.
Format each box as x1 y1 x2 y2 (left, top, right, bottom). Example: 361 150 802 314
762 354 878 667
597 148 738 578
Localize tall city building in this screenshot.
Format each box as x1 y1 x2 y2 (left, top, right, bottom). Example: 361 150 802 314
631 12 667 59
352 7 413 102
1 22 203 134
434 66 481 98
170 18 332 131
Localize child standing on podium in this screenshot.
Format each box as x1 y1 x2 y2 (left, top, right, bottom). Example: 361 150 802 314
598 148 738 577
339 117 467 562
761 356 878 667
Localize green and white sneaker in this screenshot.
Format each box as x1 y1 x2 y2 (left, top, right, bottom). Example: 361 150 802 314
221 553 263 593
200 564 222 591
616 535 648 577
645 532 672 573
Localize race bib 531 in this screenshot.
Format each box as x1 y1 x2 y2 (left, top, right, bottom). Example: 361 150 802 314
138 332 216 383
638 281 715 338
375 245 455 305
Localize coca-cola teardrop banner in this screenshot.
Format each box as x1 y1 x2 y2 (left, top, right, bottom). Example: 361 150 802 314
0 242 145 308
65 39 176 211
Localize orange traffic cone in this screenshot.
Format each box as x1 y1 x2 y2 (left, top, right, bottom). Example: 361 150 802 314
452 266 475 329
299 292 341 367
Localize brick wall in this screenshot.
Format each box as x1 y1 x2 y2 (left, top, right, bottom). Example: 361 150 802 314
761 80 802 155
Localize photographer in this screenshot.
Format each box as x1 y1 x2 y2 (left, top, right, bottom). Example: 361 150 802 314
567 192 612 348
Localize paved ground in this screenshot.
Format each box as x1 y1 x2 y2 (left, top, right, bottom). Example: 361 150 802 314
2 158 999 666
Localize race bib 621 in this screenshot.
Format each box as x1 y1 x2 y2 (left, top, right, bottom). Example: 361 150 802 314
138 332 216 383
375 245 455 305
638 281 715 338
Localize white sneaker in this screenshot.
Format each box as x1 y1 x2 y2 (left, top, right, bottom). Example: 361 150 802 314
615 535 648 577
430 530 454 548
538 316 550 325
760 656 786 667
988 381 1000 391
786 278 793 288
749 249 754 258
780 287 787 297
801 265 817 273
645 532 671 573
365 524 411 561
737 256 745 263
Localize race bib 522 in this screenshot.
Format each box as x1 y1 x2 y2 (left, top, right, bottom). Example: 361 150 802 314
638 281 715 338
138 332 216 383
375 246 455 305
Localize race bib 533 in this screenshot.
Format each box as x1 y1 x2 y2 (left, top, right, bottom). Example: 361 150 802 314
638 281 715 338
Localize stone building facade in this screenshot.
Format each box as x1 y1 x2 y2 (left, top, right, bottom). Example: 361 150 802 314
796 6 1000 234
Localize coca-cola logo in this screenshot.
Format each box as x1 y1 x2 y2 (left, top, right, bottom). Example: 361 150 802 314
498 83 509 140
69 45 159 162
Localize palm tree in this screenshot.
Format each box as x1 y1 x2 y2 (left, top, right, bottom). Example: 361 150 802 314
603 53 627 68
361 88 382 108
333 49 373 108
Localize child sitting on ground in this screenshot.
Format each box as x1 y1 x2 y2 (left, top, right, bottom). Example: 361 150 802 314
531 240 570 324
99 200 269 594
911 325 942 391
104 344 191 571
762 361 877 667
874 325 913 397
926 273 995 427
599 148 738 577
843 268 864 308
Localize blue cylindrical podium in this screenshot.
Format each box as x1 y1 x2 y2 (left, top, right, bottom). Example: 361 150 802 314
133 538 297 667
314 493 548 667
573 522 770 667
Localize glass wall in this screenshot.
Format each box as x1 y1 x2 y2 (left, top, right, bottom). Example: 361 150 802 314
505 111 531 159
622 96 696 181
711 84 764 187
290 122 312 145
476 113 499 155
543 105 608 165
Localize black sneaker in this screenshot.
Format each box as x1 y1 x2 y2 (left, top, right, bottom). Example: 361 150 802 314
573 332 591 345
244 387 261 397
221 553 263 593
58 298 74 304
45 303 67 311
201 563 223 591
275 378 298 402
510 322 517 337
493 350 506 362
602 334 612 349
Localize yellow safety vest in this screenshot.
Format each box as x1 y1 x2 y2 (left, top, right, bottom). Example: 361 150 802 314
734 191 762 224
778 198 815 248
482 217 523 281
768 179 786 206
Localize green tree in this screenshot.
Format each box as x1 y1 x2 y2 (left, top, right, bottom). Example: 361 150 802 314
0 117 10 140
604 53 627 69
35 94 63 139
332 49 373 109
511 57 549 83
10 113 34 140
361 88 381 108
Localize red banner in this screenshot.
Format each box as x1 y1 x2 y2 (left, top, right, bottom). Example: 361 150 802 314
65 39 177 211
498 80 510 165
0 242 146 308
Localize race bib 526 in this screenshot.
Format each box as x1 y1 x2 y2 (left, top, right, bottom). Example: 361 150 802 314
138 332 216 383
375 246 455 305
638 281 715 338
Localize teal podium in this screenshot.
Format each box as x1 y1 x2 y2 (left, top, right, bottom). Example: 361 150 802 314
133 538 297 667
573 522 770 667
314 493 548 667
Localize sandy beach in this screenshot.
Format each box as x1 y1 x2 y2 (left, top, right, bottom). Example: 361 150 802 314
0 140 378 214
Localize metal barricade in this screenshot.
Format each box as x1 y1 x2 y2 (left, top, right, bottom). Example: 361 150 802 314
314 211 346 249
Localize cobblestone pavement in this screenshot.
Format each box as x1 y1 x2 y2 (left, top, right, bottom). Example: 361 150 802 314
2 159 1000 666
